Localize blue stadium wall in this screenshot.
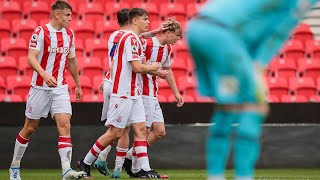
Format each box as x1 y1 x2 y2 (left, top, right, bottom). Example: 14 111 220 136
1 103 320 169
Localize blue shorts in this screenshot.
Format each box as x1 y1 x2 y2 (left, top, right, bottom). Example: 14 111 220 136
186 0 316 103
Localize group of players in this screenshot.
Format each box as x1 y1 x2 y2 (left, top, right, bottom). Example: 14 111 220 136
8 0 184 179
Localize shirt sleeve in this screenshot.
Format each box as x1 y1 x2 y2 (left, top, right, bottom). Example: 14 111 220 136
163 44 172 67
125 36 141 62
68 29 76 58
29 26 43 51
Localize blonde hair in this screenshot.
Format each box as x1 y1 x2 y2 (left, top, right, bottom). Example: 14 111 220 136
163 17 182 36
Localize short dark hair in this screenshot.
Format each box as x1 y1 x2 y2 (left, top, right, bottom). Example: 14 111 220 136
128 8 149 24
52 0 72 12
117 8 130 27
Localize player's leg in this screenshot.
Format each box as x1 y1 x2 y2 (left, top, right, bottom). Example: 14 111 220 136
130 98 161 178
111 127 130 178
51 87 86 179
95 80 113 176
147 100 166 145
9 87 51 180
77 96 131 178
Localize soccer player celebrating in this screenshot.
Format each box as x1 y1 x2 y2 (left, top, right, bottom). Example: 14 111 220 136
77 8 162 179
186 0 317 180
9 1 86 180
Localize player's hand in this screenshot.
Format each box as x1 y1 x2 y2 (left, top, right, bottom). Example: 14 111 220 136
158 20 173 32
175 93 184 107
75 86 83 101
158 70 170 79
149 62 160 71
98 81 104 93
43 73 57 87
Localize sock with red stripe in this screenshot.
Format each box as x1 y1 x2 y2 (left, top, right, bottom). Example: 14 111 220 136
58 136 73 174
115 147 128 170
134 141 151 172
11 134 30 168
126 147 133 160
98 142 114 162
131 150 140 174
84 141 104 165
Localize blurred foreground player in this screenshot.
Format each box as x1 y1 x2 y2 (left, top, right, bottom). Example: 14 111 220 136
187 0 317 180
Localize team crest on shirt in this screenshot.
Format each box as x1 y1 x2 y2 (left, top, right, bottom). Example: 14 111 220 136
28 106 33 113
132 45 138 53
115 104 118 108
117 116 122 122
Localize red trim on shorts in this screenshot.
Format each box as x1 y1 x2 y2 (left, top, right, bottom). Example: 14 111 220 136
120 96 128 99
16 134 29 144
36 25 50 86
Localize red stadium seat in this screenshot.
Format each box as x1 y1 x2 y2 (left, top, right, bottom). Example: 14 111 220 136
0 56 18 79
6 75 31 98
150 20 162 31
95 20 119 39
132 2 159 22
12 19 37 42
23 1 50 24
267 95 280 103
175 0 196 4
92 75 105 93
160 3 186 22
289 77 316 98
0 94 23 102
69 20 95 40
178 76 197 96
75 39 85 57
282 40 305 62
309 95 320 102
85 38 109 60
305 40 320 58
186 3 203 19
67 75 93 94
268 57 297 79
292 23 313 45
158 78 173 97
266 77 289 99
78 2 104 22
0 77 6 94
0 1 22 22
297 58 320 80
83 94 104 102
157 95 168 102
281 95 308 103
78 57 104 78
171 61 188 80
18 56 33 76
105 2 130 20
148 0 172 4
1 38 28 60
0 19 11 39
174 40 190 60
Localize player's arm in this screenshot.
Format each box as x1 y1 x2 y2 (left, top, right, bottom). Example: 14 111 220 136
131 60 159 74
141 20 172 39
68 56 82 100
163 66 184 107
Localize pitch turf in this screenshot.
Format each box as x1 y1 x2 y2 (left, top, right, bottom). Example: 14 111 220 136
2 169 320 179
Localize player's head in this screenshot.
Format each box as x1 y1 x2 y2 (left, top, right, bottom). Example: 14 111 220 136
162 18 182 45
51 0 72 28
117 8 130 27
129 8 150 33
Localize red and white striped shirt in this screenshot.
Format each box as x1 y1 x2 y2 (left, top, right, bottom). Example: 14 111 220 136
105 30 127 81
111 31 145 99
142 37 172 98
29 23 75 89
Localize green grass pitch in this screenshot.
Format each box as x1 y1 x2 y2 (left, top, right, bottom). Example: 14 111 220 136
2 169 320 180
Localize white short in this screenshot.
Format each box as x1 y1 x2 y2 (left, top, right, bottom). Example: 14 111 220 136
25 85 72 119
101 80 112 121
143 97 164 127
105 96 146 128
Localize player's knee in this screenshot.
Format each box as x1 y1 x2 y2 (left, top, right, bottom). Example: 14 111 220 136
58 121 71 131
236 120 262 141
134 126 147 139
24 125 38 135
155 129 166 139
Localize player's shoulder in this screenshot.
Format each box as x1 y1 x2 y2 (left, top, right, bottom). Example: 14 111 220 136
64 27 74 35
33 25 44 35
